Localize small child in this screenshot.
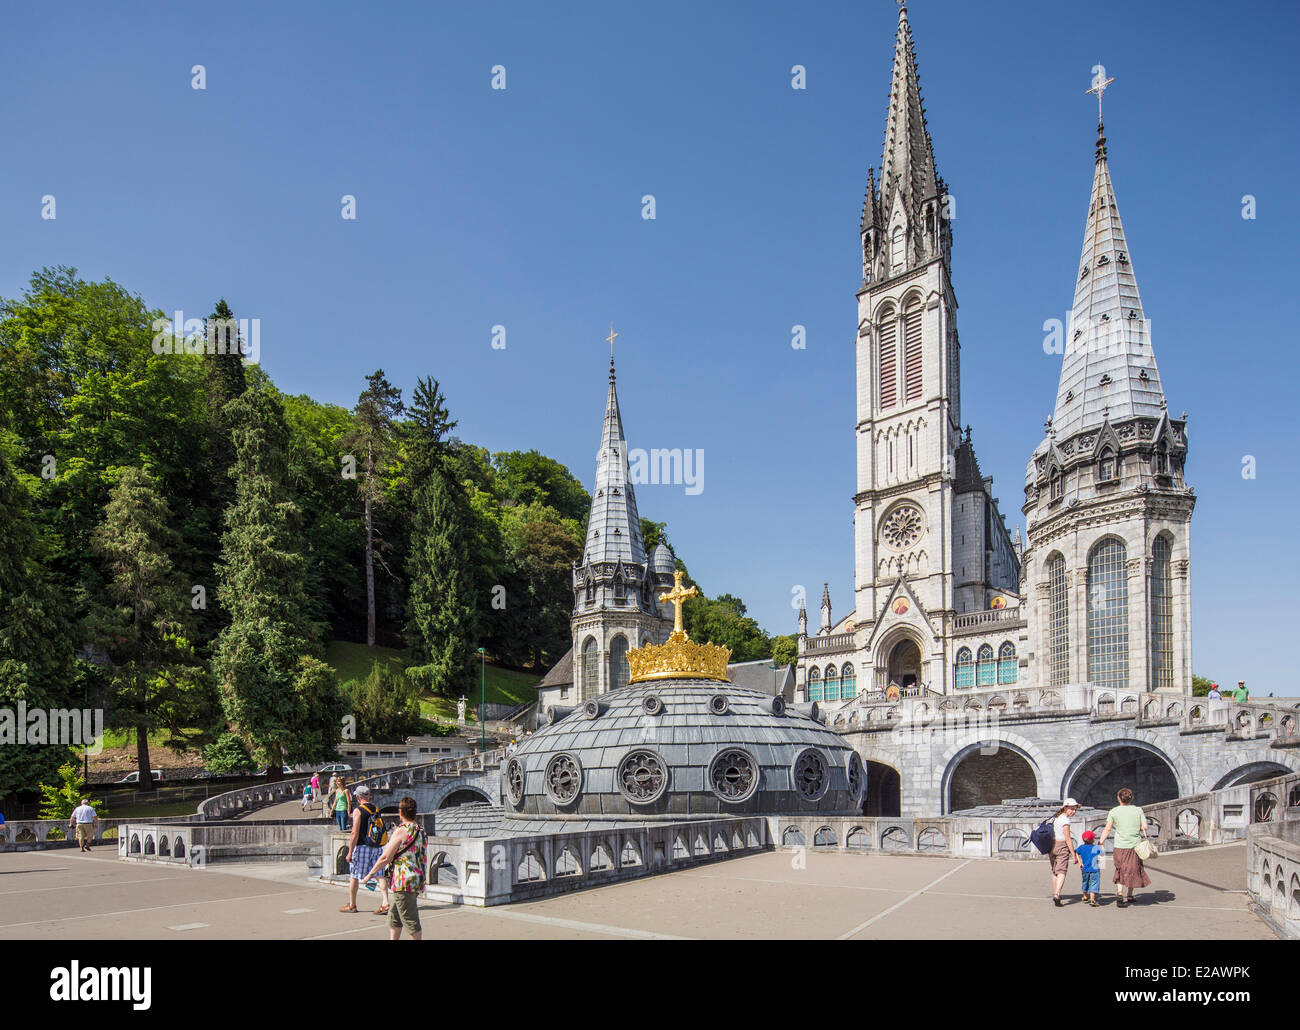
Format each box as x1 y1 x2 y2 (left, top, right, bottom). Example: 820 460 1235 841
301 781 313 811
1077 830 1103 907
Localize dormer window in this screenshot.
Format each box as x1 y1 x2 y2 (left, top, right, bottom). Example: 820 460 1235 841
890 226 905 273
1154 441 1169 476
1098 448 1117 483
1050 472 1063 502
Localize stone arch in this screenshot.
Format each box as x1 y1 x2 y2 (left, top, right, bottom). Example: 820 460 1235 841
428 778 494 810
1060 735 1186 808
939 732 1049 814
1209 760 1295 791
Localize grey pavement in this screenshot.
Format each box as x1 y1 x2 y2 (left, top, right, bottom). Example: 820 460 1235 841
0 842 1275 940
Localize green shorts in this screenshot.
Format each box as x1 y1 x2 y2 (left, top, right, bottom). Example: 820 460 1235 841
388 890 421 935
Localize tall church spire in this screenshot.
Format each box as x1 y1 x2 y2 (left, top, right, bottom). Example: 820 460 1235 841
1050 117 1167 439
878 2 939 227
582 358 645 565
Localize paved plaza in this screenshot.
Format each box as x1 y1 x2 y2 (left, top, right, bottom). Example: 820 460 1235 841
0 842 1275 940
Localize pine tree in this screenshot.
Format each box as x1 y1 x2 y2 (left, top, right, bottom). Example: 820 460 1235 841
90 467 212 786
212 386 345 779
340 370 403 647
404 378 476 697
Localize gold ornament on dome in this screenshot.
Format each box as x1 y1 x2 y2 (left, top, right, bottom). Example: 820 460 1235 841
627 570 732 683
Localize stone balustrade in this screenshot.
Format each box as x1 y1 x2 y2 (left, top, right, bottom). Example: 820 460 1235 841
802 632 856 654
1247 820 1300 939
0 818 129 850
952 607 1027 633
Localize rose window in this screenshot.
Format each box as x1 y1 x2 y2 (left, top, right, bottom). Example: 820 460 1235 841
505 758 525 808
544 753 582 806
792 748 829 802
846 752 865 800
710 748 759 803
617 749 668 804
882 504 923 549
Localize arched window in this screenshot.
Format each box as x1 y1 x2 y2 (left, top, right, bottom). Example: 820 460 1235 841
891 226 905 273
840 663 856 699
1097 447 1117 483
807 667 822 702
584 578 595 608
954 647 974 689
997 642 1018 684
1155 439 1169 475
823 665 840 702
903 299 923 402
608 635 629 693
976 644 996 686
613 573 625 605
581 637 599 698
1151 536 1174 691
1048 554 1068 685
878 308 897 410
1050 471 1063 501
1088 538 1129 690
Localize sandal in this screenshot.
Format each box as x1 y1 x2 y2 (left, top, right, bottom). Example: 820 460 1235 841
373 906 389 915
339 904 358 912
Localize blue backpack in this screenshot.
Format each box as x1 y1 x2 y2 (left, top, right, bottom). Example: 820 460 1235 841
1029 818 1055 854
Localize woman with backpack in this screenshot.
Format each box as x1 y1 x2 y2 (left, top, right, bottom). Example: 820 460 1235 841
1047 798 1081 907
1096 787 1150 906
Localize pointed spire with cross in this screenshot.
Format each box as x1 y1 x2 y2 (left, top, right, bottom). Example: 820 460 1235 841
1087 64 1114 160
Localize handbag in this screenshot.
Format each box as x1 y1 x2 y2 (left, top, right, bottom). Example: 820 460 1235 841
1133 837 1158 861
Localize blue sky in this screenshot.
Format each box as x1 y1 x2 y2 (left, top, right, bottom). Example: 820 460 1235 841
2 1 1297 690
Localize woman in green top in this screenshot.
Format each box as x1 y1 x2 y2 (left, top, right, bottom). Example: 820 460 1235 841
331 777 352 831
1097 787 1150 905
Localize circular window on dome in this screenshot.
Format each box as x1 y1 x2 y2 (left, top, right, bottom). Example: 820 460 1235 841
709 748 759 803
582 699 602 720
505 758 525 808
544 753 582 807
708 694 729 716
792 748 830 802
846 752 865 801
771 696 786 716
616 749 669 805
641 694 664 716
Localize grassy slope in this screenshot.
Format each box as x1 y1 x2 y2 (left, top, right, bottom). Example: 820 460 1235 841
325 640 541 723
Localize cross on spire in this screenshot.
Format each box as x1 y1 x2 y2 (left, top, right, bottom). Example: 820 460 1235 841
606 324 619 359
1087 64 1114 122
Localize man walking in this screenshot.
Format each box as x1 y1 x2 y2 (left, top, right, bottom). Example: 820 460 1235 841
1234 680 1250 702
68 797 98 852
339 785 390 915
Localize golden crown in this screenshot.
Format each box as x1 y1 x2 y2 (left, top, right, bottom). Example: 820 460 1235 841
628 631 732 683
626 570 732 683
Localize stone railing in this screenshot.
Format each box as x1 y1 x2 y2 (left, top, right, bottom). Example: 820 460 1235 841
418 817 770 907
1247 821 1300 939
803 632 856 654
0 818 130 851
196 749 506 821
119 819 331 867
1140 769 1300 850
952 607 1026 633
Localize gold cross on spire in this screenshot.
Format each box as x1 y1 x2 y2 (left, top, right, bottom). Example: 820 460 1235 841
605 324 619 359
658 569 699 635
1087 63 1114 122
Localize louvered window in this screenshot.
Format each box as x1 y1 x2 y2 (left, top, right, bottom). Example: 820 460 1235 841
879 315 897 410
903 302 923 401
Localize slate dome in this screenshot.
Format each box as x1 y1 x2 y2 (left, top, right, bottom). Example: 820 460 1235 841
502 678 865 827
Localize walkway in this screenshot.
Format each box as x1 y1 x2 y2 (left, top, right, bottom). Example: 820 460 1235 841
0 841 1274 940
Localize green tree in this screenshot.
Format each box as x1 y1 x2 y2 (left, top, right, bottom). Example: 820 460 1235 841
492 450 591 524
404 378 476 697
38 762 103 821
212 387 346 779
202 731 253 775
1192 674 1215 697
340 371 404 648
683 589 771 662
771 634 798 669
344 662 425 742
88 467 215 786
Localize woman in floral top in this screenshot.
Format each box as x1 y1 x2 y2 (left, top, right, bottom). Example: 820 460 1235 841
363 795 427 940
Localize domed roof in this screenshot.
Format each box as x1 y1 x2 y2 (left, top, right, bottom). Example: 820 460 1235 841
502 678 865 828
650 542 675 576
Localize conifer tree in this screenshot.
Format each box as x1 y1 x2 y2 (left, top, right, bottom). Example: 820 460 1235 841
404 378 476 697
212 386 345 779
340 370 403 647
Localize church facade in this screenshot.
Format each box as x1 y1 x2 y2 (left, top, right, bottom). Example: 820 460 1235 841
796 4 1194 707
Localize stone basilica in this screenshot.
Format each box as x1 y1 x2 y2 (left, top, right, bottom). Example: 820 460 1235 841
794 4 1195 707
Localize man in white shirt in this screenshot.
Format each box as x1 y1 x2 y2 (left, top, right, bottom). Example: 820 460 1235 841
68 797 98 852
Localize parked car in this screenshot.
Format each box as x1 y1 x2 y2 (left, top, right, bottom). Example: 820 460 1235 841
117 770 163 785
318 763 353 775
253 765 295 776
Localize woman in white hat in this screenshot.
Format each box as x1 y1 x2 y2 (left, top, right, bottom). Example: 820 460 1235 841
1048 798 1082 907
